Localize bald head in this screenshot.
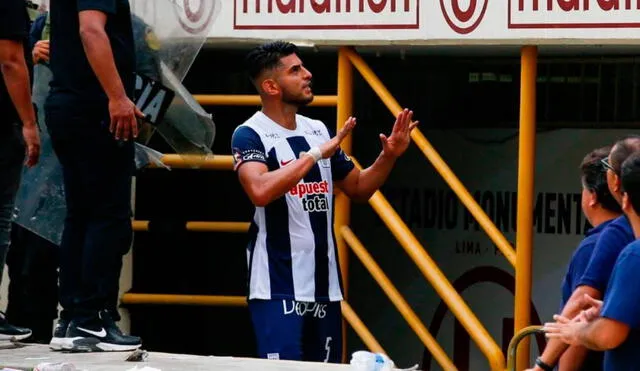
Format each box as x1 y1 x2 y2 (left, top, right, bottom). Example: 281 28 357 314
611 135 640 174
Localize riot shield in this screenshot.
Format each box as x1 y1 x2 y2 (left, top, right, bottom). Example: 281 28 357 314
13 0 220 245
13 65 169 245
131 0 220 156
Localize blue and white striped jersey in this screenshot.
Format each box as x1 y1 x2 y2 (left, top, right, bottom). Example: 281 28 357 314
231 111 355 302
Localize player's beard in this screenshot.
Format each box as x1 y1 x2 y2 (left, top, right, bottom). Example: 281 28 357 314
282 87 314 107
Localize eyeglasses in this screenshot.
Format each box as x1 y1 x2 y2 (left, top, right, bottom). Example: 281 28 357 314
601 157 616 173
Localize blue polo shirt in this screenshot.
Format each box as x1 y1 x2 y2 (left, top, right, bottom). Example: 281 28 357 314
560 220 614 371
561 220 614 308
579 216 634 292
600 240 640 371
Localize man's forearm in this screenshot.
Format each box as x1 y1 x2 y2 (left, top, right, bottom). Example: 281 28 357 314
539 286 601 366
79 20 126 100
558 345 590 371
576 320 619 351
561 286 601 319
351 151 397 200
538 339 570 367
1 49 36 127
240 156 318 207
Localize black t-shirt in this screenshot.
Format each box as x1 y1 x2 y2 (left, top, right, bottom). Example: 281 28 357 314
47 0 135 111
0 0 30 129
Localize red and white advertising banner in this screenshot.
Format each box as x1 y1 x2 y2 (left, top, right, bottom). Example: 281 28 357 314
205 0 640 44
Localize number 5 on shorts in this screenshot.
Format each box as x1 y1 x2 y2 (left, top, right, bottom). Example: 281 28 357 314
323 337 332 363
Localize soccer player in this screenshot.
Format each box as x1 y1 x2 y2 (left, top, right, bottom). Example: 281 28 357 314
232 41 417 363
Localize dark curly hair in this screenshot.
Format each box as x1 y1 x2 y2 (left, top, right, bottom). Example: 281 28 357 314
581 146 621 213
244 41 299 82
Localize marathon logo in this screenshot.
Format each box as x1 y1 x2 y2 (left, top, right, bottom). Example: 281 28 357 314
509 0 640 28
234 0 419 30
290 180 329 198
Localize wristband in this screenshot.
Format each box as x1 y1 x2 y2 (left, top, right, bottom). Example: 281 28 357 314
535 357 554 371
304 147 322 163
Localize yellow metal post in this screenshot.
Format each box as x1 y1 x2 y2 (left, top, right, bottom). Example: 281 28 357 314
336 46 354 364
515 45 538 371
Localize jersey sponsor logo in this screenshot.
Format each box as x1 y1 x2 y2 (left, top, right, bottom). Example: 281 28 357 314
280 159 294 166
290 181 329 198
290 181 330 212
282 300 328 319
303 194 329 212
305 129 323 136
232 148 266 170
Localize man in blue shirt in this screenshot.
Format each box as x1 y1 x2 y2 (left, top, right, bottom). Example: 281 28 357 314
545 151 640 370
555 147 621 370
46 0 143 352
529 136 640 371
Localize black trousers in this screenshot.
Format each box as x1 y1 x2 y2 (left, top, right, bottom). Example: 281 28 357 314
7 224 59 343
0 124 24 285
46 104 134 324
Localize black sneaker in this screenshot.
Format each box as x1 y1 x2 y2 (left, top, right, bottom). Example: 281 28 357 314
0 311 32 342
49 318 70 350
61 311 141 352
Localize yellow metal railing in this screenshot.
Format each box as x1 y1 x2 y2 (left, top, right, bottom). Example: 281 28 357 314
341 47 516 268
341 226 456 371
150 154 233 170
194 94 337 107
349 159 505 371
132 220 249 233
335 46 354 363
507 326 544 371
122 294 247 307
